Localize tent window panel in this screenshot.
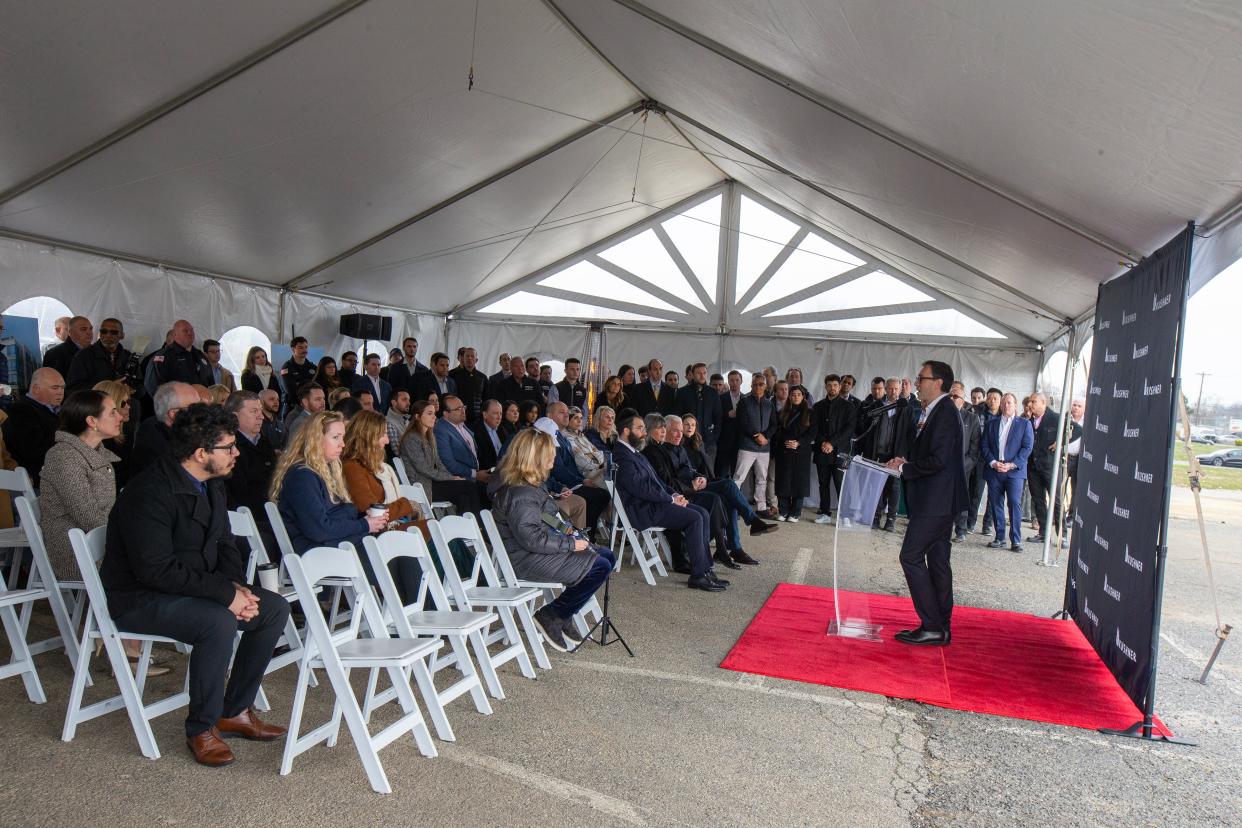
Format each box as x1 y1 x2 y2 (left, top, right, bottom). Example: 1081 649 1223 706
765 271 933 317
745 234 866 311
661 194 721 300
538 262 684 314
597 229 707 312
735 195 800 301
219 326 272 377
775 308 1006 339
478 291 666 322
3 296 73 351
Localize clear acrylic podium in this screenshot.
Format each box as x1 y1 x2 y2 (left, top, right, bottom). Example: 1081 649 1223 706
826 456 901 642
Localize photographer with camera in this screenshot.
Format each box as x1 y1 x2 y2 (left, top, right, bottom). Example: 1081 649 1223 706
66 317 137 393
488 427 615 653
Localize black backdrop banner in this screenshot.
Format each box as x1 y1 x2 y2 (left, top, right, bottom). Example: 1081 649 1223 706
1064 226 1192 712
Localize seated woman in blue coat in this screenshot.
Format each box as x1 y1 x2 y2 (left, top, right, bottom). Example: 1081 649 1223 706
269 410 390 584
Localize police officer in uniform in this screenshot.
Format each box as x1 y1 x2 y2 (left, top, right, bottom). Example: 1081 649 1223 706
280 336 317 411
151 319 213 388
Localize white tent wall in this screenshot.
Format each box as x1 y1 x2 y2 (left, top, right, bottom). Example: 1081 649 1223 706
0 234 278 353
282 291 444 363
0 233 442 361
448 318 1037 393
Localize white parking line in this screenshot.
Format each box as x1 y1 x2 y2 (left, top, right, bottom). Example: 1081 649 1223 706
789 547 814 584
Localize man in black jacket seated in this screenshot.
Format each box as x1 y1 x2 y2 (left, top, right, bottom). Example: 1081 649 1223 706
0 367 64 486
613 410 726 592
131 382 199 477
641 413 742 572
223 390 280 557
102 404 290 767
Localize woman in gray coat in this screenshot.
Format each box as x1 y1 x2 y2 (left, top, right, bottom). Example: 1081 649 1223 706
397 399 483 515
489 428 615 653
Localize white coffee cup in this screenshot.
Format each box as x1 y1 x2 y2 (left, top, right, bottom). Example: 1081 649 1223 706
256 563 280 593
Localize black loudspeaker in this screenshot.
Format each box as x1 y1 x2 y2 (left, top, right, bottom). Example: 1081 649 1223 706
339 313 392 340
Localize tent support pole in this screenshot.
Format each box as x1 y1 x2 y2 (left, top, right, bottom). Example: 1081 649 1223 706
1039 324 1077 567
276 289 287 344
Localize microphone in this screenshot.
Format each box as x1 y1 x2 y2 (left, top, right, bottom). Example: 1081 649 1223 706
865 399 905 418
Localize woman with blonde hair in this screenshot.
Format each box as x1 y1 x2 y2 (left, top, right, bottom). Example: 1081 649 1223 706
207 384 231 405
271 411 387 558
94 379 136 486
490 428 615 652
585 405 616 452
240 345 281 395
595 375 625 412
327 386 352 408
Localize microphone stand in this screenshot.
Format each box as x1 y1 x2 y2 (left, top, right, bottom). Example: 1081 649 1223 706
572 566 633 656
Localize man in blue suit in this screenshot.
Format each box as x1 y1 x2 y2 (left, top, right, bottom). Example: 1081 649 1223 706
886 361 969 646
613 409 728 593
981 392 1034 553
434 395 484 479
352 353 393 414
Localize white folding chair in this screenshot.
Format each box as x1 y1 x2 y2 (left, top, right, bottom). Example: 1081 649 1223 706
264 501 353 629
0 468 37 588
428 515 547 674
606 480 670 586
363 530 500 737
0 579 49 703
479 509 602 640
13 495 85 667
391 456 411 486
281 545 442 795
228 507 312 708
62 527 190 759
398 482 454 518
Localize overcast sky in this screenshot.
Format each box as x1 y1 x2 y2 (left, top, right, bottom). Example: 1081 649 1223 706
1180 255 1240 407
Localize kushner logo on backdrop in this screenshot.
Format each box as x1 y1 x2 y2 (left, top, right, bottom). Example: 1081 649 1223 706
1113 383 1130 399
1075 513 1084 528
1086 483 1100 503
1094 526 1110 551
1112 498 1131 519
1082 448 1093 462
1134 462 1153 483
1103 574 1122 601
1095 416 1109 433
1104 349 1118 363
1153 292 1172 311
1116 628 1138 662
1090 382 1103 396
1078 555 1090 574
1098 319 1111 331
1104 455 1119 474
1083 599 1099 626
1123 420 1140 438
1133 343 1150 358
1143 377 1163 396
1122 310 1137 325
1124 544 1144 572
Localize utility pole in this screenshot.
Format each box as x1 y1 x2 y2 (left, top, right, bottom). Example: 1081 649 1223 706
1194 372 1210 425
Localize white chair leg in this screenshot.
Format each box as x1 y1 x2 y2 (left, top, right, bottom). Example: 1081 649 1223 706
515 602 552 671
279 664 314 777
387 665 437 759
448 633 492 715
497 606 536 679
468 629 505 699
101 635 161 760
1 604 45 704
62 625 96 741
409 657 455 742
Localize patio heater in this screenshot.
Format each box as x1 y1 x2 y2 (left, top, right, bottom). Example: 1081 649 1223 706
580 320 612 425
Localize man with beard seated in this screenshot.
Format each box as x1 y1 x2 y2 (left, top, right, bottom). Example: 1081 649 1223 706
612 410 727 592
640 413 743 574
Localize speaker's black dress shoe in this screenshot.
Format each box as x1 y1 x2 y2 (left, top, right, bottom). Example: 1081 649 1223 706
987 539 1006 549
731 550 760 566
706 569 730 586
749 518 777 536
895 627 949 646
687 575 725 592
713 551 742 570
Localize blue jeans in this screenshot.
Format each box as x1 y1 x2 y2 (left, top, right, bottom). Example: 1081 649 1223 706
987 472 1024 545
705 478 755 549
548 547 617 618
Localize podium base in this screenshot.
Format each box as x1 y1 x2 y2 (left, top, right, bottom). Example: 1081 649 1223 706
827 618 883 642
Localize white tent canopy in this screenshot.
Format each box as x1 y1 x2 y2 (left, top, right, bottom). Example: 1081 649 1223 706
3 0 1240 383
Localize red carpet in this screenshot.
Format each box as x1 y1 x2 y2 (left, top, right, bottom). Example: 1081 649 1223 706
720 584 1170 734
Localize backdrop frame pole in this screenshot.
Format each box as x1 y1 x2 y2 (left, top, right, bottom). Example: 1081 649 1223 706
1040 325 1077 566
1099 223 1197 746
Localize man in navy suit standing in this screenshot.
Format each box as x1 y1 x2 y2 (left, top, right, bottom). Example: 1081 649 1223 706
612 409 728 593
886 361 968 646
982 392 1034 553
352 353 393 414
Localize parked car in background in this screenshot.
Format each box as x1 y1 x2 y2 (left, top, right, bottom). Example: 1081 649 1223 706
1200 447 1242 468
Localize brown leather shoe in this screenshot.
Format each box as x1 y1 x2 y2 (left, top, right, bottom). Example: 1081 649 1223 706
187 727 235 767
216 708 287 741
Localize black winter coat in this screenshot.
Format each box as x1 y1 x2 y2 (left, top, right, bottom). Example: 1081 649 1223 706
101 455 245 618
772 404 817 497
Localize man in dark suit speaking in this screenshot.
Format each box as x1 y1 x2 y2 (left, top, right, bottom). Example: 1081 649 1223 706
885 361 967 646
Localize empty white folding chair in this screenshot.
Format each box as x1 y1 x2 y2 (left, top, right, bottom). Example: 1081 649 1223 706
363 530 500 734
14 495 84 667
62 527 190 759
265 501 353 629
281 545 443 795
0 468 36 588
391 456 411 486
228 507 312 708
0 578 49 703
478 509 602 640
606 480 670 586
428 515 547 674
398 482 454 518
